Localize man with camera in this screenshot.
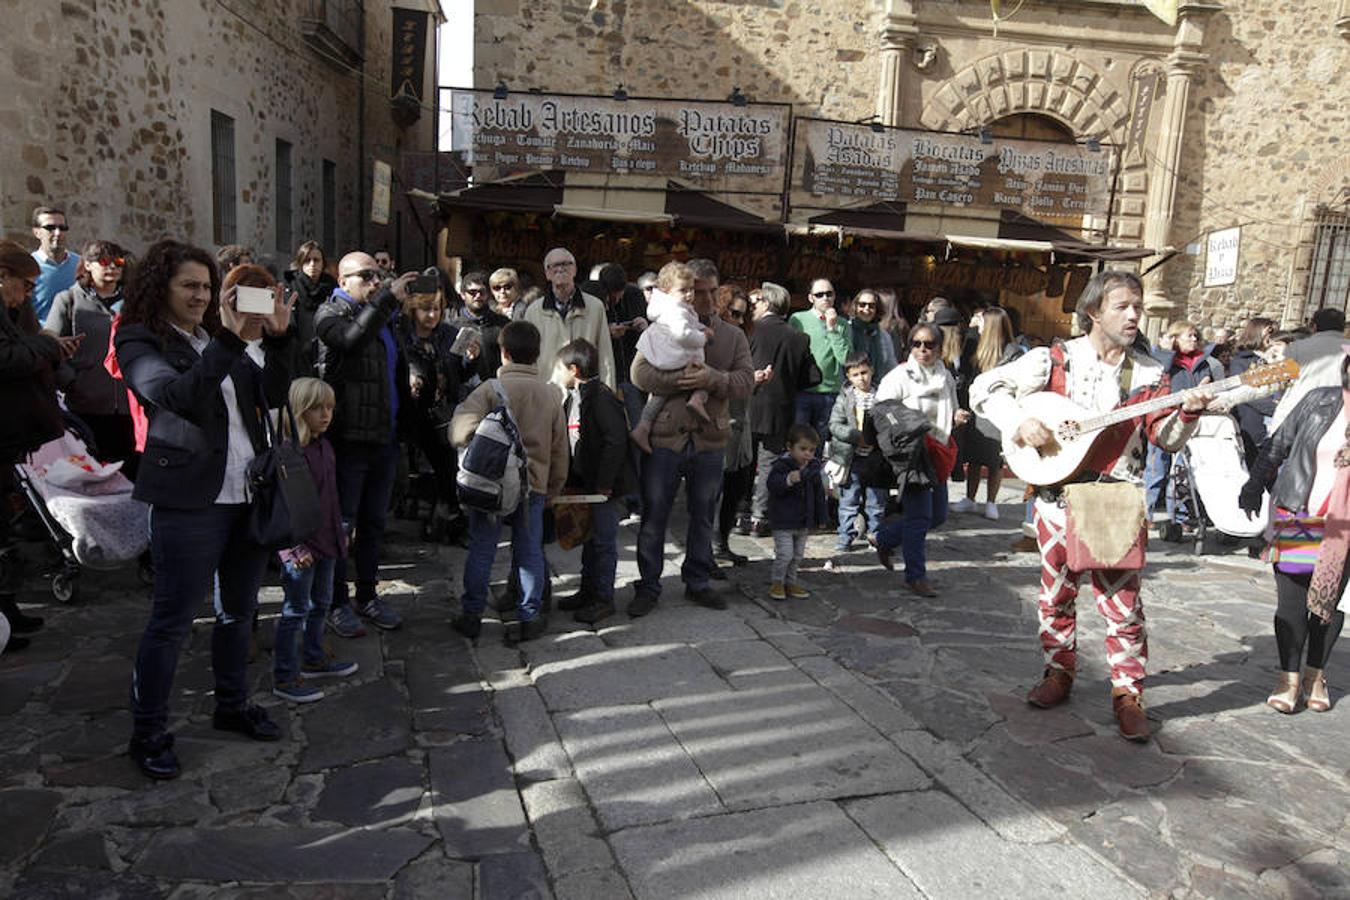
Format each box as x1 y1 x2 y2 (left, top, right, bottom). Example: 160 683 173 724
315 252 417 637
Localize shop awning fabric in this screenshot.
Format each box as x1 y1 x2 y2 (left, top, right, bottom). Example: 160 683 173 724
435 176 1151 263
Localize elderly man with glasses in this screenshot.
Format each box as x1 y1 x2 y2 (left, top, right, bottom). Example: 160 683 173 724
315 252 418 638
523 247 617 391
788 278 852 458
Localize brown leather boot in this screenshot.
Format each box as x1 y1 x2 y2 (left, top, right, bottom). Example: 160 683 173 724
1112 689 1151 742
1026 668 1074 708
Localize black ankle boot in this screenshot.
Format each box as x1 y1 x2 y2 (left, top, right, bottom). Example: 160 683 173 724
0 595 43 633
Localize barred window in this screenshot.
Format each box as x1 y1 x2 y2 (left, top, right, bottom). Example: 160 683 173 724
276 139 293 255
322 159 337 258
1307 207 1350 316
210 111 237 245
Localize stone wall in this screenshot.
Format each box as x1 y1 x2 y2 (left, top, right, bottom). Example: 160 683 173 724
0 0 438 262
1166 0 1348 328
473 0 884 119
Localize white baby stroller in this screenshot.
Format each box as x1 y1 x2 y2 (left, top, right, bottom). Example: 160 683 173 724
9 422 151 602
1162 413 1269 555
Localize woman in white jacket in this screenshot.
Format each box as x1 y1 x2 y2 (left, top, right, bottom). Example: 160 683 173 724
871 322 969 597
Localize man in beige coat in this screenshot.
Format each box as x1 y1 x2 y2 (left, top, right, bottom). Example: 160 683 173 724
450 321 568 643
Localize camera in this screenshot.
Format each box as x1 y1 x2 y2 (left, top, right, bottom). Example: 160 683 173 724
409 267 439 295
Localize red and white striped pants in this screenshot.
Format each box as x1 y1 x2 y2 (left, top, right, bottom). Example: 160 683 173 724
1034 503 1148 695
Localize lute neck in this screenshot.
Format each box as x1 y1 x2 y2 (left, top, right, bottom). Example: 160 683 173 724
1075 370 1244 434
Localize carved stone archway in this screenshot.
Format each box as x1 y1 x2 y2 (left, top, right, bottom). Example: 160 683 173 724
919 49 1132 146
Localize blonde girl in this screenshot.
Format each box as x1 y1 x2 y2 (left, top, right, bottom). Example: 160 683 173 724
272 377 357 703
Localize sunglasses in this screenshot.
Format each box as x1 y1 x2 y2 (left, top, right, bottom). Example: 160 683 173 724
464 287 486 295
491 283 516 291
855 302 876 309
38 223 70 232
726 307 747 320
811 290 835 299
342 269 379 282
910 339 937 349
96 256 126 268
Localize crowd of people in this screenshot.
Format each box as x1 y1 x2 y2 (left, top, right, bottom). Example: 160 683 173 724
0 202 1345 780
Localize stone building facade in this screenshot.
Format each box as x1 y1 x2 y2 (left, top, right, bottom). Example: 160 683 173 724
472 0 1349 331
0 0 442 266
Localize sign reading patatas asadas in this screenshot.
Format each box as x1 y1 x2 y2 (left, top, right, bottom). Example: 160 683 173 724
450 90 789 193
794 118 1115 219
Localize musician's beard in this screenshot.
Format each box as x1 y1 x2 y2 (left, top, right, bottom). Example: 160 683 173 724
1099 326 1137 350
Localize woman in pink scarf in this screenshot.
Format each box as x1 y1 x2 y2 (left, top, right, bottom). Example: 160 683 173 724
1240 351 1350 713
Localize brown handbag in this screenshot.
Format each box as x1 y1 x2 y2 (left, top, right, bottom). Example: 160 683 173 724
1061 482 1147 571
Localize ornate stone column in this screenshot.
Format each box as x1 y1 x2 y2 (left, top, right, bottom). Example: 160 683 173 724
876 0 919 127
1140 3 1221 335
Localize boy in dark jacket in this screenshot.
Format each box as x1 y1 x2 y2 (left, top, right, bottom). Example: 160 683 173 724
554 339 637 625
827 351 888 567
766 424 826 601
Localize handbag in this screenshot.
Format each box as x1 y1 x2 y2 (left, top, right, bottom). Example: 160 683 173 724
427 394 456 446
1061 481 1146 571
246 396 321 550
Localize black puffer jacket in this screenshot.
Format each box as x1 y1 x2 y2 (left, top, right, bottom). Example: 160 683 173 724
0 302 63 463
870 399 935 490
315 287 409 445
1248 387 1344 513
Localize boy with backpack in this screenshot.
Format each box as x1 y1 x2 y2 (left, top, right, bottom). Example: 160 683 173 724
449 321 569 643
554 339 638 625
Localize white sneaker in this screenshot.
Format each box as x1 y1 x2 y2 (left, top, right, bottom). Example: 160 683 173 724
950 497 976 514
983 502 1000 520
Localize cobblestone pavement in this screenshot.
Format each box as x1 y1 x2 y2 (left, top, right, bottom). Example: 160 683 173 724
1 481 1347 898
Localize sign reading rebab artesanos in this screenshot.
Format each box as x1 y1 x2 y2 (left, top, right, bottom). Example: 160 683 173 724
449 90 790 193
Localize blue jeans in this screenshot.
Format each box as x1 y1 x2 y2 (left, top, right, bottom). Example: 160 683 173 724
794 391 835 456
635 444 724 598
463 492 547 620
274 556 336 684
1144 444 1189 525
836 469 886 550
580 497 622 602
333 440 399 610
132 504 268 737
875 482 948 584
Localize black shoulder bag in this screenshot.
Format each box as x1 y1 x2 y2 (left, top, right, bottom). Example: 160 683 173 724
246 382 321 550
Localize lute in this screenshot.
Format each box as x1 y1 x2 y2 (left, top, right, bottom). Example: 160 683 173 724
1002 357 1298 487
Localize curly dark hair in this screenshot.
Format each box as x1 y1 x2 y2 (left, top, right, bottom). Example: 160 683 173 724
121 240 221 342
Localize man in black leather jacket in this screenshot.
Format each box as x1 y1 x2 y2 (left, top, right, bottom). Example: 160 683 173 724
315 254 416 636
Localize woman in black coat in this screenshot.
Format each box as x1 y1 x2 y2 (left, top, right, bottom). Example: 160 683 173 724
283 240 338 376
115 241 293 780
0 240 71 649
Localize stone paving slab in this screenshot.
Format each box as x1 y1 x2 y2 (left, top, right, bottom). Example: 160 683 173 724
598 605 757 647
533 643 730 712
428 737 531 857
521 777 617 879
296 679 412 774
133 825 434 882
845 790 1144 899
609 800 920 900
312 756 425 827
554 704 723 831
654 684 930 811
